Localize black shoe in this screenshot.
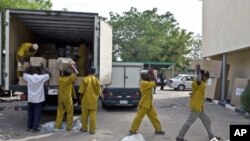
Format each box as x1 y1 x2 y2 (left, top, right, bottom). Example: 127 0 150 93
26 128 32 132
155 130 165 135
128 130 137 135
32 130 38 133
176 137 187 141
80 128 87 132
89 131 95 134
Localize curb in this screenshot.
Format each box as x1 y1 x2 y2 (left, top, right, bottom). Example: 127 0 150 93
210 100 250 117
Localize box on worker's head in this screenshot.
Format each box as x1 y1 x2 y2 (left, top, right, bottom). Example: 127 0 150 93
74 77 83 86
30 57 47 67
190 59 229 78
48 68 60 86
231 78 250 107
48 59 59 69
205 78 229 100
58 57 75 70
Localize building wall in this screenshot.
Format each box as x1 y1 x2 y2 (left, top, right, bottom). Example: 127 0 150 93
210 49 250 99
202 0 250 57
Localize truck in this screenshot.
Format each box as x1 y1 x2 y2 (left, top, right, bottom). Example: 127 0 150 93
0 9 112 110
101 62 143 109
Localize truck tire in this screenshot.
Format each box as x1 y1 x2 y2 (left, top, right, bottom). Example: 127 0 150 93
177 85 185 91
102 102 109 109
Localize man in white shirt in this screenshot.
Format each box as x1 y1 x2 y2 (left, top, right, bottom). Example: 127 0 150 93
23 65 50 133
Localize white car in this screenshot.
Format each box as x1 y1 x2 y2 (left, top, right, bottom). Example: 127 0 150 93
168 74 197 91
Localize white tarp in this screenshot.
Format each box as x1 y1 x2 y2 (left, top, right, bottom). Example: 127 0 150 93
40 118 81 133
121 134 145 141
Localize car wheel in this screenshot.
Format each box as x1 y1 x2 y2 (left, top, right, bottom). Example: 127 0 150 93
177 85 185 91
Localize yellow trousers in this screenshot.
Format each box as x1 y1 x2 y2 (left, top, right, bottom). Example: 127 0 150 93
130 105 162 132
81 108 97 133
55 99 73 130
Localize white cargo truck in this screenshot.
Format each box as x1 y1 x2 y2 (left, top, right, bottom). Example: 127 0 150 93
0 9 112 110
101 62 143 109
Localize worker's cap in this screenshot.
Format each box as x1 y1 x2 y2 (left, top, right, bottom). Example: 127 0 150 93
32 44 39 50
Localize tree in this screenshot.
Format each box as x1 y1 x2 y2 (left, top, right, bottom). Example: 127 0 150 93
0 0 52 10
189 34 202 59
109 7 199 71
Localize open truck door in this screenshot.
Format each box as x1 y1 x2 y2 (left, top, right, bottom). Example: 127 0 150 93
0 12 2 86
98 19 112 85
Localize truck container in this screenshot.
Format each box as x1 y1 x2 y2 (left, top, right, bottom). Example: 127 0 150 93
0 9 112 110
101 62 143 109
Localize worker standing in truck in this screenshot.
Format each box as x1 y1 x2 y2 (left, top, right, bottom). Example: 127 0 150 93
55 62 77 131
78 67 101 134
16 42 39 77
75 39 87 76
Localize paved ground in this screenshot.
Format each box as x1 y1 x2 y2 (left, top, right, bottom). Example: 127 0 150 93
1 87 250 141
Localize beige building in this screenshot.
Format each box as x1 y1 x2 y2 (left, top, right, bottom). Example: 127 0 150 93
202 0 250 100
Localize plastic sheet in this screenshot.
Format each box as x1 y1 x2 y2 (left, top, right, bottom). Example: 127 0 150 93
121 134 145 141
40 118 82 133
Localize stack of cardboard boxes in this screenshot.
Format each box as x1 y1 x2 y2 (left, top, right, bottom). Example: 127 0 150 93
48 59 60 86
190 59 230 100
231 78 250 107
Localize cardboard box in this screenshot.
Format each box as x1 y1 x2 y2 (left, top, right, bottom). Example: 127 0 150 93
48 59 59 68
49 69 60 86
30 57 47 67
205 78 229 100
190 59 229 78
74 77 83 86
17 62 29 71
231 78 250 107
18 77 27 86
58 57 75 70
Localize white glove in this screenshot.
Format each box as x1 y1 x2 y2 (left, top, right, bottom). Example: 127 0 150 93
18 62 23 67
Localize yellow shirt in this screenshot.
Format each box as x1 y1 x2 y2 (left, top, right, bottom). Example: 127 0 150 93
58 74 77 101
190 80 206 112
78 75 101 109
16 43 36 60
138 80 156 109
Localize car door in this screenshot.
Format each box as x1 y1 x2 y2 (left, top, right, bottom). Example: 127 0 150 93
184 76 193 89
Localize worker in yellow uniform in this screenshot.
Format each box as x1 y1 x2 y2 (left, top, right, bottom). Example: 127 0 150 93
78 67 101 134
176 65 221 141
16 42 39 77
55 63 77 131
129 71 165 135
76 39 87 76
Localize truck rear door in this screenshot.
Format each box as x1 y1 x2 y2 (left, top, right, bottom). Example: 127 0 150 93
98 19 112 85
125 66 141 88
0 12 2 85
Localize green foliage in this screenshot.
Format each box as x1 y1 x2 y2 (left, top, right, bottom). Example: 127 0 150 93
109 7 200 71
241 87 250 113
0 0 52 10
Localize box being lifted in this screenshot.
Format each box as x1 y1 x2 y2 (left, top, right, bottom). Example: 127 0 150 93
58 57 75 70
30 57 47 67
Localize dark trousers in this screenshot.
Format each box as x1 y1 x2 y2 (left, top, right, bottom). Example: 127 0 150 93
27 102 42 131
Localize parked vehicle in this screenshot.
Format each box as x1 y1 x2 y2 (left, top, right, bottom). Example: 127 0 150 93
0 9 112 110
168 74 196 91
101 62 143 109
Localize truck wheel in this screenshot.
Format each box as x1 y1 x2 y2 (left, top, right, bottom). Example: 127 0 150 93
102 103 108 109
177 85 185 91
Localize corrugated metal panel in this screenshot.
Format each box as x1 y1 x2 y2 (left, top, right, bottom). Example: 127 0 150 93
9 9 98 43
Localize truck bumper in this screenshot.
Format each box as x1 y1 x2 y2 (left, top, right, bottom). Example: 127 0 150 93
101 99 140 107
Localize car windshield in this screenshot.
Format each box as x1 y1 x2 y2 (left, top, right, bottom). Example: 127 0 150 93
173 75 183 79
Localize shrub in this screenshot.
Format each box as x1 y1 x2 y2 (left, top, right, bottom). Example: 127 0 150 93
241 87 250 113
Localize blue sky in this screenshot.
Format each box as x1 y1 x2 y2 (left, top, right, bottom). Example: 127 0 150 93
51 0 202 35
